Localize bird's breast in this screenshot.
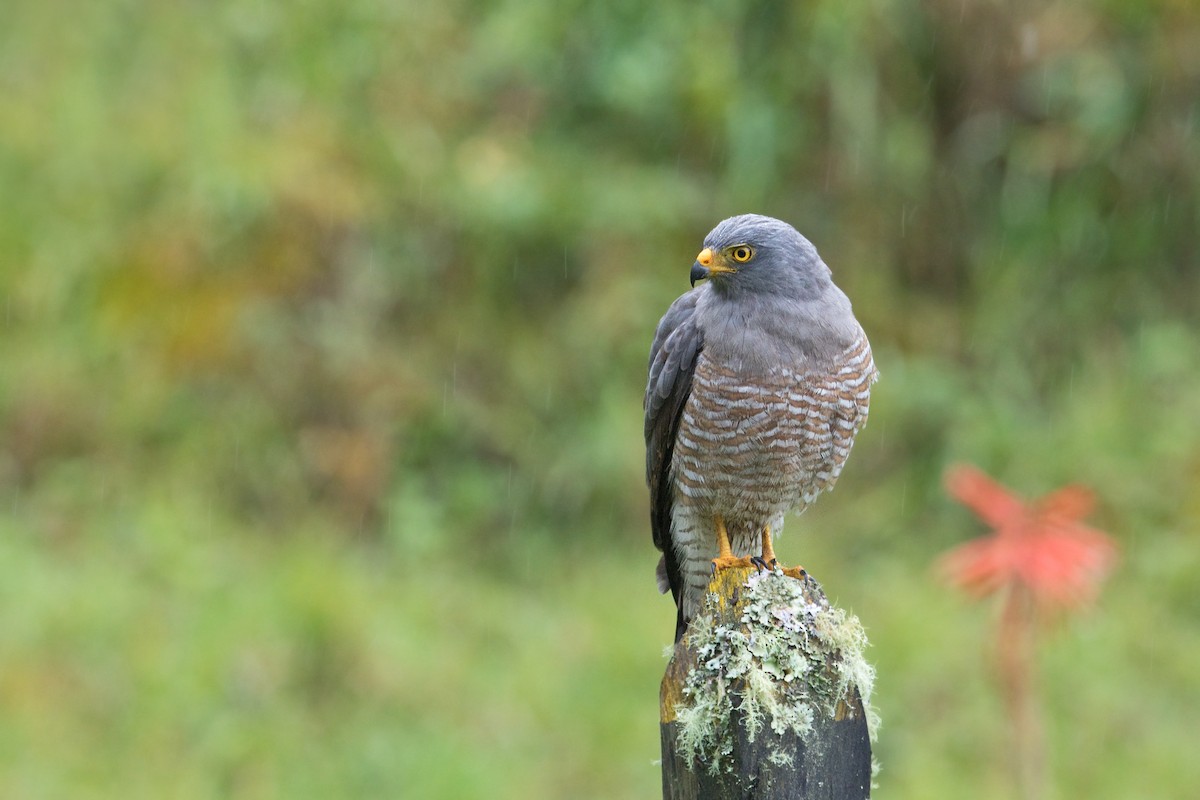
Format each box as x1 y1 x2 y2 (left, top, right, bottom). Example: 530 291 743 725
672 334 875 519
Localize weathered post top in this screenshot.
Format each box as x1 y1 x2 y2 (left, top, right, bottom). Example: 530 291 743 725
660 567 877 800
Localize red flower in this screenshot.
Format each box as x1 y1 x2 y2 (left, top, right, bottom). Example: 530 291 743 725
939 465 1118 611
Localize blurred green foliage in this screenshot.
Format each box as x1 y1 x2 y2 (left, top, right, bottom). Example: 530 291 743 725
2 0 1198 797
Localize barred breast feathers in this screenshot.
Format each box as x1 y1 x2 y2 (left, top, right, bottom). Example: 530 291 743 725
672 325 875 511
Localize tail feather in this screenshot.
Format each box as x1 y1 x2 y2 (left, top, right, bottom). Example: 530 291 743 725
655 556 671 594
656 555 688 641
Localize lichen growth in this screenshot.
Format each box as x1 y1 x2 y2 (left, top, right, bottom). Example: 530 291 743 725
812 603 880 740
673 568 878 774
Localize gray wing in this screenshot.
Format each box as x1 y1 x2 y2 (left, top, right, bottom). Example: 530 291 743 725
644 289 704 636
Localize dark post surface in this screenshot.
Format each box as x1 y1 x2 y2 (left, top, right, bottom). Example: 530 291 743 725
660 567 875 800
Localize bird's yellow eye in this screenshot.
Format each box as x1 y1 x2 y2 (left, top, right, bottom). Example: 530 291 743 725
731 245 754 263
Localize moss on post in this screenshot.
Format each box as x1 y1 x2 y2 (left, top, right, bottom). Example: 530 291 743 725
660 567 878 800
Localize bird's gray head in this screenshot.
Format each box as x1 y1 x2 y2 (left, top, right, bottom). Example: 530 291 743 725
689 214 832 300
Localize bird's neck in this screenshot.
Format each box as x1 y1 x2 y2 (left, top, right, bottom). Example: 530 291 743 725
697 288 858 374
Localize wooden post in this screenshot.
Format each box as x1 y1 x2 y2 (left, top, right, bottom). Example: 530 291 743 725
660 567 876 800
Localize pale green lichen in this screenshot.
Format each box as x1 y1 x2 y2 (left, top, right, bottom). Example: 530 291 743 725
812 603 880 740
674 569 878 775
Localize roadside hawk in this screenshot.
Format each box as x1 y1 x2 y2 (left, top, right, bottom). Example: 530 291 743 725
645 215 878 641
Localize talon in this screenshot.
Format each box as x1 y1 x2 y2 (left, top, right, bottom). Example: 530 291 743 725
781 566 807 580
750 556 770 572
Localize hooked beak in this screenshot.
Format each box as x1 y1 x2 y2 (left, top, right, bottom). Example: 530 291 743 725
689 247 738 287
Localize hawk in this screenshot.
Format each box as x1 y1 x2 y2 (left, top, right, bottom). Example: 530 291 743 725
645 215 878 641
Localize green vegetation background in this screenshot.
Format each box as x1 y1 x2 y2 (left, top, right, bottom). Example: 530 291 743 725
3 0 1198 797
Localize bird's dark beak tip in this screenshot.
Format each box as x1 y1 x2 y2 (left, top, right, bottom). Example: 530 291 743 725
689 262 708 288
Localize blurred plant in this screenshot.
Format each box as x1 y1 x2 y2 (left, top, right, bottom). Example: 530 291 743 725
939 465 1118 800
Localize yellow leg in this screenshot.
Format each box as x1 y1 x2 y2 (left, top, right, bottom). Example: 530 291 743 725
710 515 753 574
760 524 778 565
759 525 806 580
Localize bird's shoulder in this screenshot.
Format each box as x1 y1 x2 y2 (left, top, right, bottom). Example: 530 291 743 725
645 290 704 413
648 289 703 362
